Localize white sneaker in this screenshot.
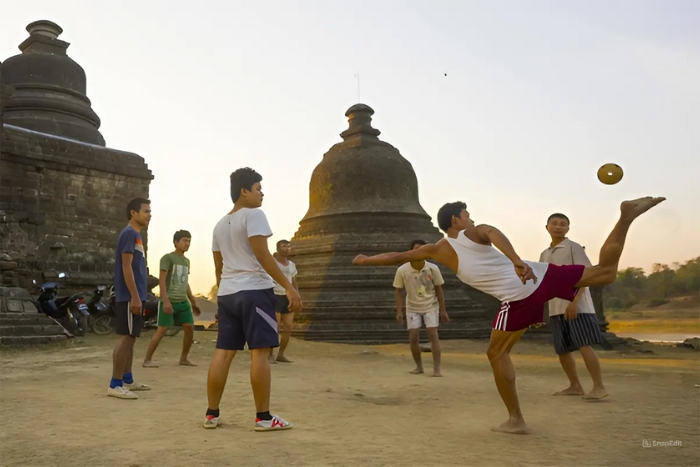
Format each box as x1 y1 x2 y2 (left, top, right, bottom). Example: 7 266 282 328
255 414 292 431
203 415 220 429
107 386 138 399
124 381 151 391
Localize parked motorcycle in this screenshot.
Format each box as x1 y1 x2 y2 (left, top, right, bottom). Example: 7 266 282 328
33 272 89 337
86 285 113 335
90 286 160 334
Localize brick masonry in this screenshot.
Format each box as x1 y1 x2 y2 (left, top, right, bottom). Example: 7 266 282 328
0 124 153 292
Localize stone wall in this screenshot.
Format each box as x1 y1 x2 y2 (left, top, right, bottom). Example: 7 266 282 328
0 124 152 292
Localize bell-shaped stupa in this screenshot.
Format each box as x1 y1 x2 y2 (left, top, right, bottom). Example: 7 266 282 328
2 20 105 145
290 104 498 343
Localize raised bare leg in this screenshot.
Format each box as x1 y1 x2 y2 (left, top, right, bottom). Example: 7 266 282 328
553 352 585 395
250 348 273 413
143 326 168 367
579 346 608 400
408 328 423 374
577 197 665 288
206 349 236 411
426 327 442 376
276 312 294 363
487 329 530 434
179 324 196 366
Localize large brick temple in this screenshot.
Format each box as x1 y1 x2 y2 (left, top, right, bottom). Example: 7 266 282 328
0 20 153 293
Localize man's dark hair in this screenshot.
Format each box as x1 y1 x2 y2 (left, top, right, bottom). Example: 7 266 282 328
230 167 263 203
173 230 191 243
126 197 150 220
437 201 467 233
276 239 290 249
547 213 570 225
410 239 428 249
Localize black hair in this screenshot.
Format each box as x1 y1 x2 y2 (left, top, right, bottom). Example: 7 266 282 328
173 230 191 243
276 239 290 249
126 197 150 220
410 239 427 249
547 213 570 225
437 201 467 232
230 167 263 203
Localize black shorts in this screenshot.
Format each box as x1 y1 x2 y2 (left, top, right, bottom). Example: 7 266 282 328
114 301 145 337
551 313 602 355
274 294 292 314
216 288 279 351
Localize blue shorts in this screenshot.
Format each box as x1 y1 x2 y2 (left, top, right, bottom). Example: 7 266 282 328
216 288 279 350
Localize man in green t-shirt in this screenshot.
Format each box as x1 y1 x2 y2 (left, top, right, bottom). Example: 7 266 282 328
143 230 201 367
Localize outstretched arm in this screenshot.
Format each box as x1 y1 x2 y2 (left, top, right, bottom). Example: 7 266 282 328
353 243 439 266
353 241 458 273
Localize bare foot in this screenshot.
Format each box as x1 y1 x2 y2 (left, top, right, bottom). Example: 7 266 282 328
276 355 292 363
269 357 278 364
620 197 666 221
142 360 158 368
553 386 585 396
431 372 443 377
410 368 424 375
179 360 197 366
491 419 531 435
583 387 609 400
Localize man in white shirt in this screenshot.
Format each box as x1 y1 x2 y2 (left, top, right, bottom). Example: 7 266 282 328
270 239 298 363
394 240 449 377
203 167 302 432
540 213 607 400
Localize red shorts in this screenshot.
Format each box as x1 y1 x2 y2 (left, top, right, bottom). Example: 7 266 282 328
492 264 586 332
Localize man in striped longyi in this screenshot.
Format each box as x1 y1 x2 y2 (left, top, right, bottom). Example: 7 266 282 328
540 213 608 400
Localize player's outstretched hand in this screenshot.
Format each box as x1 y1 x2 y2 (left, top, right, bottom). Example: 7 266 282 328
352 255 368 265
513 260 537 285
287 288 302 313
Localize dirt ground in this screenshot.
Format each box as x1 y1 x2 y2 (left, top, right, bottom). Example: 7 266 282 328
1 332 698 467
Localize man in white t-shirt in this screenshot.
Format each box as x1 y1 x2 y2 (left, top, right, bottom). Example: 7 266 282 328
203 167 302 432
270 239 298 363
540 213 607 400
394 240 449 377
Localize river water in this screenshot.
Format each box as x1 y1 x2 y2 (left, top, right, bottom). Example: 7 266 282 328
615 332 699 343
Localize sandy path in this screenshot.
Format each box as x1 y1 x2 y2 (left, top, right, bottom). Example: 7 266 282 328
0 334 698 467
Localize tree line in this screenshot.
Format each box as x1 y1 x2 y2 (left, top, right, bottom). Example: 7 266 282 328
604 256 700 310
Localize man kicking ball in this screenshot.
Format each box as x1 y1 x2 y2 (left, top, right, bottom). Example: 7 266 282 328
353 196 665 434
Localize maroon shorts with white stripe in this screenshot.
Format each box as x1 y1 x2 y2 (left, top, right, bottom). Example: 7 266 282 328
492 264 586 332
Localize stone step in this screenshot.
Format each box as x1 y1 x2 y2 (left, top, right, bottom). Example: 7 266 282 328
294 311 494 323
0 335 68 346
293 320 492 331
0 324 67 337
0 313 58 326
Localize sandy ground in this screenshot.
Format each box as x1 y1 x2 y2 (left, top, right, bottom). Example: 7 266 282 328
1 332 698 467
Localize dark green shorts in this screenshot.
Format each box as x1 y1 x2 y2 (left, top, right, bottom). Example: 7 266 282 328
157 301 194 327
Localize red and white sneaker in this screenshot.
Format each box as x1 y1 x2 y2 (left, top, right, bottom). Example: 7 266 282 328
254 414 292 432
203 414 220 429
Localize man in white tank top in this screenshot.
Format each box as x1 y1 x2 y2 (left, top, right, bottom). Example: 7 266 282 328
353 196 665 435
270 239 299 363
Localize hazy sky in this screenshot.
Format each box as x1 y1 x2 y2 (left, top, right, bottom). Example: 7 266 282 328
2 1 698 295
